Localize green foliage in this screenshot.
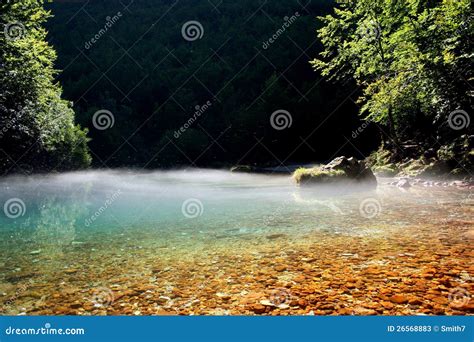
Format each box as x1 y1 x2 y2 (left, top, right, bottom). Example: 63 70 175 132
312 0 473 139
0 0 90 174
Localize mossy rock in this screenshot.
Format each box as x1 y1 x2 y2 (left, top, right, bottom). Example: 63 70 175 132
366 147 394 168
397 159 427 177
372 164 398 177
449 168 465 176
417 160 451 178
293 156 377 186
293 168 347 185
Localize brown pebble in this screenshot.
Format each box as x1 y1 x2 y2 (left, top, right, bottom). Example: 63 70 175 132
275 265 286 272
390 294 409 304
251 304 266 314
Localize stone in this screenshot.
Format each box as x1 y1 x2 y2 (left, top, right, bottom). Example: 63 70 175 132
353 307 377 315
230 165 256 173
251 304 266 314
431 296 448 305
418 160 450 178
64 269 78 274
266 234 287 240
260 300 275 307
277 303 290 309
390 294 409 304
338 307 353 315
408 298 423 305
293 275 306 283
274 265 286 272
297 299 308 308
216 293 232 301
69 302 82 309
373 164 398 177
380 301 394 309
396 179 411 188
293 156 376 186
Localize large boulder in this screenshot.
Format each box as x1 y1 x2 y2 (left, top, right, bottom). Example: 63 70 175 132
293 156 377 186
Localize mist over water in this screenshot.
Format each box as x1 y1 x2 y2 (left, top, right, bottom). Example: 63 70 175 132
0 169 472 315
0 169 471 240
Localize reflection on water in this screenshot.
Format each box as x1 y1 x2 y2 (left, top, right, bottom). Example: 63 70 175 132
0 169 472 315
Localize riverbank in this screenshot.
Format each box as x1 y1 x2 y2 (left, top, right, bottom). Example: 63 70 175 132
367 135 474 180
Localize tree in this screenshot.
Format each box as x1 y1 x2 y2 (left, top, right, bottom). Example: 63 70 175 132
0 0 90 174
312 0 472 146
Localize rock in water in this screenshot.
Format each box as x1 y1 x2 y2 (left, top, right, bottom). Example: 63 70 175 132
293 156 376 186
230 165 259 173
396 179 411 188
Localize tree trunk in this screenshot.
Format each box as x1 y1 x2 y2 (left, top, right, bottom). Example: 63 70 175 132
387 105 400 155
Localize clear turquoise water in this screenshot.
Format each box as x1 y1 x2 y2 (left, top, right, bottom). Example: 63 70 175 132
0 170 472 315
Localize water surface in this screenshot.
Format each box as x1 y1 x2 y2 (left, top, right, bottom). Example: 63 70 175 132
0 170 472 315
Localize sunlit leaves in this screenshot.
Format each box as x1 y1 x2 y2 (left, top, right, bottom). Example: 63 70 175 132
312 0 472 136
0 0 90 173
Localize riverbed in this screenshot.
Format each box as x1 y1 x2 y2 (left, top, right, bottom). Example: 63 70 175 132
0 169 472 315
